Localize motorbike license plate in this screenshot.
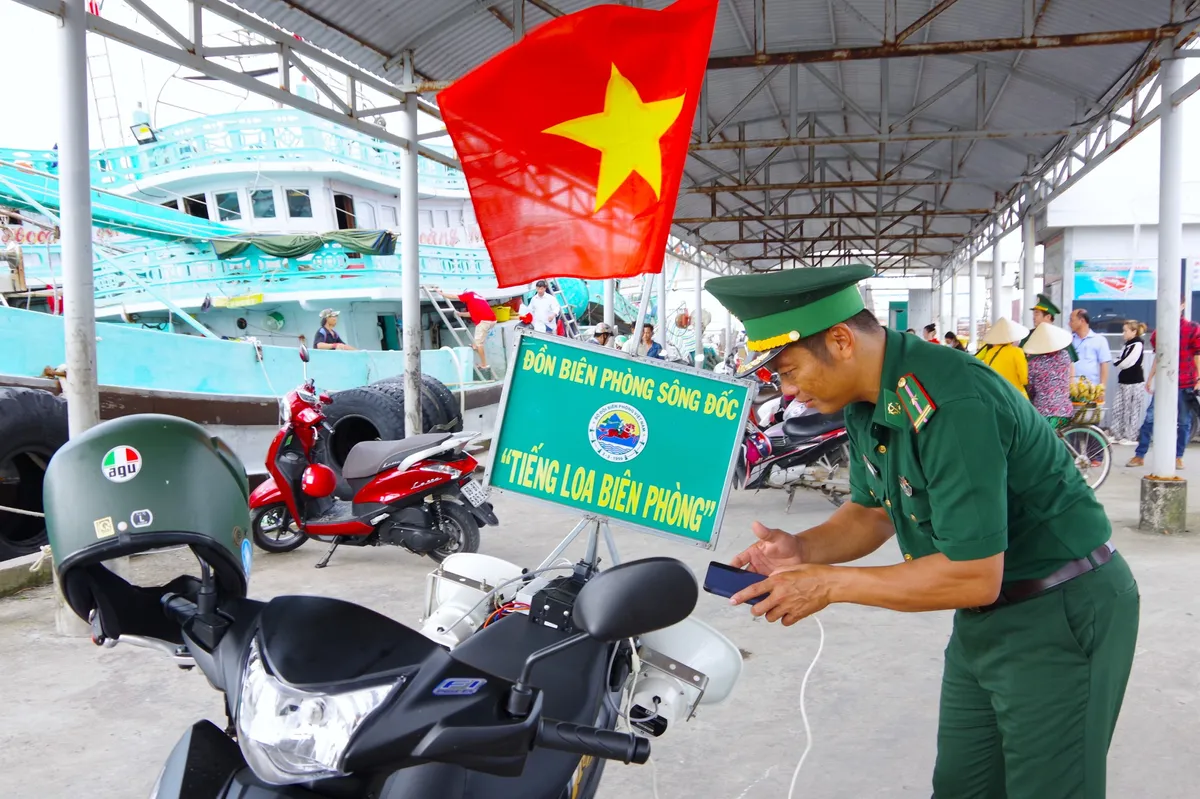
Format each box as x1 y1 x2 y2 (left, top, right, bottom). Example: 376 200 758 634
460 479 489 507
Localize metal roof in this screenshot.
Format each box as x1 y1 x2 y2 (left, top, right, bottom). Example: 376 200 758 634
160 2 1200 271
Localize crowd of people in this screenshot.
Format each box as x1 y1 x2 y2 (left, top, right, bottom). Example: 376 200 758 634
915 293 1200 470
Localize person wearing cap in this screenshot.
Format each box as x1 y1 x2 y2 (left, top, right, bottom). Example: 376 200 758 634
314 309 355 350
527 280 561 334
975 317 1030 398
591 322 616 348
1024 322 1076 423
706 264 1138 798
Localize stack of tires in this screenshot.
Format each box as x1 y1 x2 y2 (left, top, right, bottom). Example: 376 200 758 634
0 388 69 562
321 374 463 467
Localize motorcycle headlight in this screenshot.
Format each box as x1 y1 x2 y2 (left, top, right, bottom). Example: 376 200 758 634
236 639 398 785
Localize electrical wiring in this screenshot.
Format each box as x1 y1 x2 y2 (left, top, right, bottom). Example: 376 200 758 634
787 616 825 799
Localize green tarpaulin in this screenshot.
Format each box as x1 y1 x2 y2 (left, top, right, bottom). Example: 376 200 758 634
212 229 396 260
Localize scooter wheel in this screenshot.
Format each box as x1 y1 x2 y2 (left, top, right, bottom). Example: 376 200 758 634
426 501 481 563
251 504 308 553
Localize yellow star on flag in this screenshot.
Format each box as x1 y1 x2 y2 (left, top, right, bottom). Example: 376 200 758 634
543 64 686 212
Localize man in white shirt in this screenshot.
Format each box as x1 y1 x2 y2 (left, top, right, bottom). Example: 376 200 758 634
527 280 561 334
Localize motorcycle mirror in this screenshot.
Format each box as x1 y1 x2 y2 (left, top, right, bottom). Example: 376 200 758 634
573 558 698 642
298 335 310 364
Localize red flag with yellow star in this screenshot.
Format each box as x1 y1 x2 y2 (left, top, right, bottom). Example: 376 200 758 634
438 0 718 288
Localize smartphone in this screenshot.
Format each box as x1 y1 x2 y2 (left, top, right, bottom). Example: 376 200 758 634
704 561 768 605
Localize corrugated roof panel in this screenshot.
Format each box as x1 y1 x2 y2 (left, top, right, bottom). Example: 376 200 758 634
222 0 1181 269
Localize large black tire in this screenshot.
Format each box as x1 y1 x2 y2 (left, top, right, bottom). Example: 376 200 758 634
420 374 463 433
426 500 481 563
324 387 406 467
250 503 307 553
0 388 68 561
367 380 443 435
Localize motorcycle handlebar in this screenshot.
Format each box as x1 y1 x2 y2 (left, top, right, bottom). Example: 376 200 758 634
535 719 650 765
162 594 198 626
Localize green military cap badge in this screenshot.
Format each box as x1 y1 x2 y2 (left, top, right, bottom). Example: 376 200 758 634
1030 293 1060 317
706 264 874 374
896 373 937 432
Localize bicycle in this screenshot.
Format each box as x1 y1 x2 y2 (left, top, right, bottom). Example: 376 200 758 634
1052 401 1112 490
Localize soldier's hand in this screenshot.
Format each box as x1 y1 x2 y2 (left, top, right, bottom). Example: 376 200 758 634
730 521 804 576
731 565 832 626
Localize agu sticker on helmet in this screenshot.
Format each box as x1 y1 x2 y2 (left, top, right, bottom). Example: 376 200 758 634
587 402 648 463
102 446 142 483
241 537 253 577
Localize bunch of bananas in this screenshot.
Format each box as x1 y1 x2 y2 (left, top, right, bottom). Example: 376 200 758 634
1070 377 1105 404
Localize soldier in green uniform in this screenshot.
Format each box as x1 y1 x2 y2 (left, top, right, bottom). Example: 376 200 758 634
706 264 1139 798
1019 293 1061 349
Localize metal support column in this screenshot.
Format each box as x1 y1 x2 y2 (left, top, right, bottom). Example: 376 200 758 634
968 252 979 350
949 267 958 338
1152 49 1183 478
603 279 615 328
725 308 734 359
399 62 422 436
57 0 99 637
990 239 1002 323
657 267 668 347
1022 211 1037 327
693 264 704 367
60 0 99 437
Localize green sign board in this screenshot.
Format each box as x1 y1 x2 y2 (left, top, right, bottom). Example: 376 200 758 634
485 332 753 549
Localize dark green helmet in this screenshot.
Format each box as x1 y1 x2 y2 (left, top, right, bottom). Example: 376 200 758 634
45 414 251 641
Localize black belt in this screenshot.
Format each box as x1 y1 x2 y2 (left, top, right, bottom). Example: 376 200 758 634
964 542 1116 613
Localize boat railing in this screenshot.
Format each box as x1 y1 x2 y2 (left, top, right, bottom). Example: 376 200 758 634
19 239 497 304
0 110 465 195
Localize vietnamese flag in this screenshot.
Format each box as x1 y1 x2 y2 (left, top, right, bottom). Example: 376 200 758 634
438 0 718 289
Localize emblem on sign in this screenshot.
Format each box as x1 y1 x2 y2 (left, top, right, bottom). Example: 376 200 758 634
887 402 901 416
102 446 142 483
588 402 649 463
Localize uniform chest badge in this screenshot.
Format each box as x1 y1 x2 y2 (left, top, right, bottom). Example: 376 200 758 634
862 454 878 477
899 476 913 496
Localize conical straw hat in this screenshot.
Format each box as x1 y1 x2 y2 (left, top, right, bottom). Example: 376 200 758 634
981 317 1030 346
1022 321 1073 355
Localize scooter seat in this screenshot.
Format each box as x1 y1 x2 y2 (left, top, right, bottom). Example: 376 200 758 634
342 433 453 480
782 411 845 440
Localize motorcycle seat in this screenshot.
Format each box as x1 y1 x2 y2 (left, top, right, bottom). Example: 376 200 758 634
381 614 613 799
782 411 845 440
342 433 453 480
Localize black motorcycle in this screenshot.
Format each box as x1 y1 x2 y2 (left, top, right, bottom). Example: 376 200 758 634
735 405 852 511
102 557 699 798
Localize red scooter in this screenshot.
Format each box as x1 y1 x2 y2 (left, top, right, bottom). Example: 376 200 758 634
248 343 498 567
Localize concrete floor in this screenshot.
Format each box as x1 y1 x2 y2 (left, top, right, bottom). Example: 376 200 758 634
1 442 1197 798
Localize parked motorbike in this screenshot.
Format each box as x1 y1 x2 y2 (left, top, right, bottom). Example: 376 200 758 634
248 343 497 566
736 386 851 511
103 552 740 799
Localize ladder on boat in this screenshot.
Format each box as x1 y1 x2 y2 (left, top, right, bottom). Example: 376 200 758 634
546 279 581 338
85 17 125 150
420 286 492 382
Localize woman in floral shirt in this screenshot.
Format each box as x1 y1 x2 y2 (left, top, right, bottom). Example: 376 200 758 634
1023 322 1075 423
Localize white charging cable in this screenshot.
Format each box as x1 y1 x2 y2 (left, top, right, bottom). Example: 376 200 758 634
787 615 825 799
